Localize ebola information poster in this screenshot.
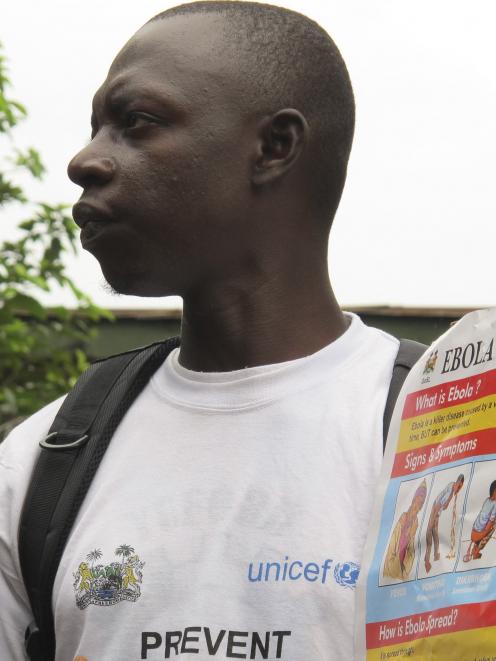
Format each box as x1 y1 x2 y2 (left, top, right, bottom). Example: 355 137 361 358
356 308 496 660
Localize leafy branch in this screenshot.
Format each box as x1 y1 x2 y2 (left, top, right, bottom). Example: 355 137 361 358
0 42 112 438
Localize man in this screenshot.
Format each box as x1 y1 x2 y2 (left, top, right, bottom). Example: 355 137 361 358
465 479 496 562
0 3 400 659
383 479 427 581
424 474 464 573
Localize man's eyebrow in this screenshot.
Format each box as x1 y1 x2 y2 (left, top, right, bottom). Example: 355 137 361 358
111 88 180 111
94 79 185 116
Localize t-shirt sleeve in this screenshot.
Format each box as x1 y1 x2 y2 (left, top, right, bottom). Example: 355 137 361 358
0 398 63 660
0 454 33 660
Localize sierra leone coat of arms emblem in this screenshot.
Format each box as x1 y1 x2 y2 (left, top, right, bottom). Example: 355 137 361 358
73 545 144 609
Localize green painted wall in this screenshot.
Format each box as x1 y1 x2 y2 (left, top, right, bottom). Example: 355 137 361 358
86 309 466 360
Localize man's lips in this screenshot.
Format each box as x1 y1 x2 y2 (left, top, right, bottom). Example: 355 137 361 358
72 200 113 229
72 201 115 247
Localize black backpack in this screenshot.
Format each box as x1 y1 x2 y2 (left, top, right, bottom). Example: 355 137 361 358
18 336 426 661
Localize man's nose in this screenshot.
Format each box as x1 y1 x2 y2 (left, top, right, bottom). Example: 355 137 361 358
67 144 116 188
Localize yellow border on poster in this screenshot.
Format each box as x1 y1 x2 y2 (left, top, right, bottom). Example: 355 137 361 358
397 395 496 453
367 625 496 660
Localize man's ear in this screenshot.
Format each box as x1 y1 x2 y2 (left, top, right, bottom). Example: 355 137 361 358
252 109 309 186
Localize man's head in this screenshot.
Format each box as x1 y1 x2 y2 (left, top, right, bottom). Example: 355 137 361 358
454 474 464 494
490 480 496 500
411 479 427 514
68 2 355 298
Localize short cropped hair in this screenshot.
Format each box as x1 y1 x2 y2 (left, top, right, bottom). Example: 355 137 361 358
150 1 355 221
490 480 496 498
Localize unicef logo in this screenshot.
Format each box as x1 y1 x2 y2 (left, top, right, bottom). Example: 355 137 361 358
333 561 360 589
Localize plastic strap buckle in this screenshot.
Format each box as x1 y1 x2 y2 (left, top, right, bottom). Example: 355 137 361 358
39 431 89 450
25 622 42 658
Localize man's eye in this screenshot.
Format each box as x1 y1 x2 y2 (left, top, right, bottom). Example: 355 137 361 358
124 111 158 131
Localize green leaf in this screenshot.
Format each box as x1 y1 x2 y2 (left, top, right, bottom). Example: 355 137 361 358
0 173 25 204
4 293 47 319
12 265 49 291
18 219 36 231
49 306 71 321
14 147 46 179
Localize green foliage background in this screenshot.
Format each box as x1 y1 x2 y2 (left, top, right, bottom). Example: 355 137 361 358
0 44 111 439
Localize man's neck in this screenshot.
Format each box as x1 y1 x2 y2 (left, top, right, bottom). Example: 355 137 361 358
178 268 348 372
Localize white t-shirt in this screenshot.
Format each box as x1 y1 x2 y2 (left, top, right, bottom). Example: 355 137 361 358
433 483 454 509
0 314 398 661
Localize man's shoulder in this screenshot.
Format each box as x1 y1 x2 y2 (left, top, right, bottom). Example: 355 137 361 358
347 313 399 350
0 396 65 473
351 316 400 370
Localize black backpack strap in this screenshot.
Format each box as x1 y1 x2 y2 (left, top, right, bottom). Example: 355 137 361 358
383 338 427 450
18 336 180 661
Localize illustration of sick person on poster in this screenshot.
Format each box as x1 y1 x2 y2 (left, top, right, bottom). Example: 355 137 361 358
356 308 496 660
382 477 429 583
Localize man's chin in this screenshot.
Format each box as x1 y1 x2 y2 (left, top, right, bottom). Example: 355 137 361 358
101 272 174 298
101 279 124 297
